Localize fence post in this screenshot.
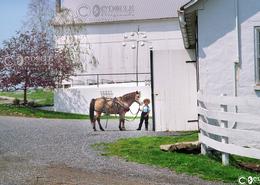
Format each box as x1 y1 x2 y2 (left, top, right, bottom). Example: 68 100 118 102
198 90 208 155
220 94 229 166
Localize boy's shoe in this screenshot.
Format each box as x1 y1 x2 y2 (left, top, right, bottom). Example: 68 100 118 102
136 128 141 131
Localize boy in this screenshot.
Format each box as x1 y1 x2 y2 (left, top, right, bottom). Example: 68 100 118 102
137 99 151 131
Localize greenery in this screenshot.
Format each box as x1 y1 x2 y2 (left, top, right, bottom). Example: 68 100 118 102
97 133 260 183
0 104 88 119
0 104 139 120
0 89 54 106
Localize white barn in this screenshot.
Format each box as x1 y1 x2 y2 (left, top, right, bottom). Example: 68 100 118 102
52 0 198 131
180 0 260 160
180 0 260 99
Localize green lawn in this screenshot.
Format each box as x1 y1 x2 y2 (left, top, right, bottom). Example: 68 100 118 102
0 104 88 119
98 133 260 184
0 104 138 120
0 89 54 106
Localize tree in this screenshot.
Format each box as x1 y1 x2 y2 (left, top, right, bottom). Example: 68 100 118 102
23 0 55 43
0 30 80 104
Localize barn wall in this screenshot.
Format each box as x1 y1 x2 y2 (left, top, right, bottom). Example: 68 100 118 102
237 0 260 98
198 0 260 98
55 18 185 84
197 0 260 145
197 0 237 97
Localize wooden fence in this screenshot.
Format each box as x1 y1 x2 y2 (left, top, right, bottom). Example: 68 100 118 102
198 91 260 165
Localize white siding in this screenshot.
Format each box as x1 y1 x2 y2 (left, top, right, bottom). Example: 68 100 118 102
198 0 260 98
56 18 185 83
197 0 260 144
238 0 260 97
198 0 237 96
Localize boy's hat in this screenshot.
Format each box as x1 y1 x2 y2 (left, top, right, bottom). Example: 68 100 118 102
143 99 150 104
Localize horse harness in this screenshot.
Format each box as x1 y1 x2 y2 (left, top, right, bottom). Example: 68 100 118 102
101 97 130 114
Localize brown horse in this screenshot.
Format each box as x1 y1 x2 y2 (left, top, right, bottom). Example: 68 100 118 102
89 91 141 131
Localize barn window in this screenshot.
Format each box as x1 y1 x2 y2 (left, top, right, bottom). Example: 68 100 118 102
255 28 260 84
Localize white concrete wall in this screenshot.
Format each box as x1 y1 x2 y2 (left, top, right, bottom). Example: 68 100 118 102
54 84 151 117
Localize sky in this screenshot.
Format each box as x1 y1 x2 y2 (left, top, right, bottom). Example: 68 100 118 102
0 0 30 47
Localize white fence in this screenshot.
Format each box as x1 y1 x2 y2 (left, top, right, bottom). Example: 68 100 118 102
198 91 260 165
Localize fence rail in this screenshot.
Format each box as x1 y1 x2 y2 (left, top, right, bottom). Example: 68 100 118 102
198 91 260 165
69 72 151 87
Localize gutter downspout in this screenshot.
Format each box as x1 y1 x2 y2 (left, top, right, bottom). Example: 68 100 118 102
233 0 240 128
56 0 61 13
178 10 190 49
235 0 241 98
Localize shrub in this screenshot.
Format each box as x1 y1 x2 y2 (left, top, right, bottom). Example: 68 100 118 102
13 98 20 106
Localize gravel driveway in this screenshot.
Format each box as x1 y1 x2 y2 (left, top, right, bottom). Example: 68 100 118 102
0 116 224 185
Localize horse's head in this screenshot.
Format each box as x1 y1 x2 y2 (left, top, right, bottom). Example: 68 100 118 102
135 91 141 104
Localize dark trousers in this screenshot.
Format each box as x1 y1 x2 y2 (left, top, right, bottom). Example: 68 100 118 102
138 112 149 130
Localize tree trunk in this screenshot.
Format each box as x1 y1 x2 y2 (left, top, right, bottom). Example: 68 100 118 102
23 87 27 105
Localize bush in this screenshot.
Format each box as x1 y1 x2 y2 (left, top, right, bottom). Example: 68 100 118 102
13 98 20 105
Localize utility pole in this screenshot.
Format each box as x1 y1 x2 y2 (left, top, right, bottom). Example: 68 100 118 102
136 25 140 86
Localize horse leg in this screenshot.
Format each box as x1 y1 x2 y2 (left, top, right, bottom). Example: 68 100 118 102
92 116 97 131
121 113 126 131
122 119 126 131
96 112 105 131
119 113 126 131
119 118 123 131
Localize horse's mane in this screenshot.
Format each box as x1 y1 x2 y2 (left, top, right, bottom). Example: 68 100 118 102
121 92 138 101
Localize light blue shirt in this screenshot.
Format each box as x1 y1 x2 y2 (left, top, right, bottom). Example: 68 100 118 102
142 105 150 113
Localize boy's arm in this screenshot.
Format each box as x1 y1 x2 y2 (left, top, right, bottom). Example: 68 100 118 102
145 110 150 117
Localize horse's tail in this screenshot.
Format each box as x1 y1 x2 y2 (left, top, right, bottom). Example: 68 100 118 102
89 99 96 123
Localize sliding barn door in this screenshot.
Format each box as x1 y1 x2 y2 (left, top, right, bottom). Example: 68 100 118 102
152 50 198 131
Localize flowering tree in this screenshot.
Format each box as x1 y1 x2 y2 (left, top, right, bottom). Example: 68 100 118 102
0 30 81 104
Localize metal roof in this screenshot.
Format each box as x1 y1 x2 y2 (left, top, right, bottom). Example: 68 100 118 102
53 0 190 25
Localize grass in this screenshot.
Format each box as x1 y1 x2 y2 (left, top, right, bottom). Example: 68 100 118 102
0 89 54 106
97 133 260 184
0 89 90 119
0 104 140 120
0 104 88 119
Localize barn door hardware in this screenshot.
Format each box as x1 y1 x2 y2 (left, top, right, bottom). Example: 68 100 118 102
186 60 197 63
188 120 198 123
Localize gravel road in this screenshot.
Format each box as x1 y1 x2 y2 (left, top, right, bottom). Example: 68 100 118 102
0 116 224 185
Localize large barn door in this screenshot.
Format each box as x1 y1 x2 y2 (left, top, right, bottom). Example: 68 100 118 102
152 50 198 131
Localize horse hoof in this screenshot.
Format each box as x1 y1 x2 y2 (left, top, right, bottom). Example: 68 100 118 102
100 128 105 131
122 128 126 131
93 129 97 132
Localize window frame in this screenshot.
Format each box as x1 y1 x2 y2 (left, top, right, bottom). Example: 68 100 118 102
255 27 260 85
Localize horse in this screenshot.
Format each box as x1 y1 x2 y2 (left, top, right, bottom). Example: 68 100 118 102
89 91 141 131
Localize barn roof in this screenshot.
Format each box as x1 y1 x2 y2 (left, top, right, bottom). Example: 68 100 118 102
178 0 202 49
52 0 190 26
